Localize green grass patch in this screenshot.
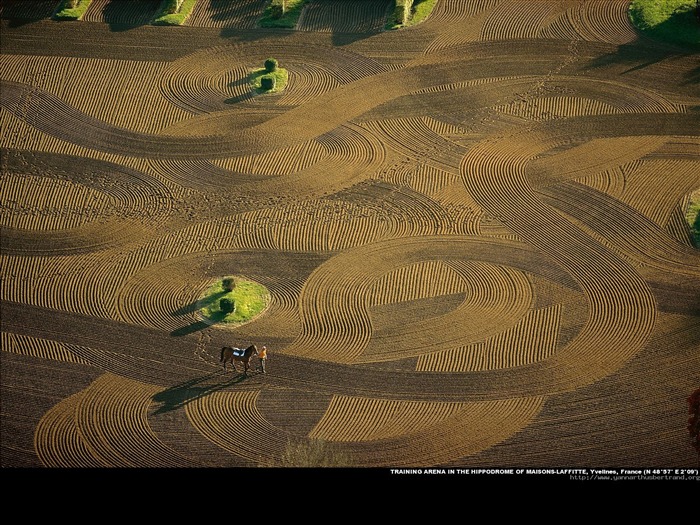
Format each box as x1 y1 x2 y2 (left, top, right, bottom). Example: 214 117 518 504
152 0 198 26
258 0 308 28
198 277 271 325
52 0 93 20
386 0 438 30
629 0 700 47
687 190 700 247
249 67 289 94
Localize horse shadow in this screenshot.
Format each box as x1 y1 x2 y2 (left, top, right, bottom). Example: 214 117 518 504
151 372 248 414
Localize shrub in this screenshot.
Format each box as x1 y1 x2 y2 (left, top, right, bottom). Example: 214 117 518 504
264 58 279 72
222 277 236 292
260 75 276 91
219 298 235 314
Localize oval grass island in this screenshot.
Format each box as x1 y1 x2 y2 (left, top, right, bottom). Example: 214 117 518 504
197 276 271 327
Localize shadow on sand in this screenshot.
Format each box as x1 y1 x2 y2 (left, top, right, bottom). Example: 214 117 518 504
151 371 251 414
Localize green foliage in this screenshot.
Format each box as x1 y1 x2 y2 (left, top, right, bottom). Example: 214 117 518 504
222 277 235 292
219 298 235 314
264 58 279 72
152 0 197 26
387 0 438 29
199 277 270 324
260 75 276 91
629 0 700 47
279 439 352 467
249 66 288 94
52 0 93 20
258 0 307 28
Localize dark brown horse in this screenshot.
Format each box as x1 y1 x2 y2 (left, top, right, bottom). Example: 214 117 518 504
220 344 258 375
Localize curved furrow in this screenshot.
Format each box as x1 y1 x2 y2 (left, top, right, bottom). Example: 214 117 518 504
0 251 127 320
297 0 392 34
114 248 320 338
527 135 668 188
82 0 161 25
216 139 329 177
0 151 173 256
280 62 342 106
309 395 545 467
0 54 189 134
186 390 289 465
284 235 577 364
570 0 638 45
0 79 223 157
71 374 199 467
360 117 466 171
35 393 106 468
462 136 657 391
362 261 533 363
185 0 268 29
417 305 561 372
422 0 502 54
618 158 700 228
481 0 562 41
538 180 700 275
1 332 90 365
159 42 389 115
369 260 466 306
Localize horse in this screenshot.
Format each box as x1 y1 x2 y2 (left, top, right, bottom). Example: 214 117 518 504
220 344 258 375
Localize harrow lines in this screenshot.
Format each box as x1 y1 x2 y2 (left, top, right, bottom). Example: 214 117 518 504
187 390 287 465
285 235 575 364
369 260 465 306
2 332 90 365
364 261 533 363
566 0 638 44
481 0 561 41
311 396 467 441
421 0 501 54
185 0 267 29
35 394 105 468
361 117 465 171
0 251 128 320
309 395 545 467
463 137 658 391
527 135 668 188
214 139 329 178
0 79 219 158
82 0 161 25
539 181 700 275
297 0 392 34
418 305 561 372
0 0 57 20
66 374 198 467
1 54 188 133
617 159 700 229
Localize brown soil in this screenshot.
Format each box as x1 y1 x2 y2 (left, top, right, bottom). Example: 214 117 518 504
1 0 699 470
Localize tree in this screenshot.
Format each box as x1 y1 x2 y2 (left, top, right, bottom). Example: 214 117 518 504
220 298 235 314
264 57 279 73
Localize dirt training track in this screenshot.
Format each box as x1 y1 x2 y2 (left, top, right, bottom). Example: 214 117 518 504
1 0 699 469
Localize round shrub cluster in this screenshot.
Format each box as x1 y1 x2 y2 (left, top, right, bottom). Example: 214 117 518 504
264 58 279 72
260 76 276 91
219 298 235 314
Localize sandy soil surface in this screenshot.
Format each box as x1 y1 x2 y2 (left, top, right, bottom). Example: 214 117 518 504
1 0 699 470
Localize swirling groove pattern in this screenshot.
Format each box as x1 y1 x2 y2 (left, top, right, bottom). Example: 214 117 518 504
2 0 698 468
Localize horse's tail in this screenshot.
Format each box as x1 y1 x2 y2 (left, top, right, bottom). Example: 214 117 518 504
220 347 225 362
